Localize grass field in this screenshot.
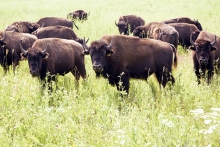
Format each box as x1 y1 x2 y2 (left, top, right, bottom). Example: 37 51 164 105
1 0 220 146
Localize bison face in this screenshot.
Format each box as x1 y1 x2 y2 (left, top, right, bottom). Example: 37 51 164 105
20 44 49 77
191 39 216 72
133 26 146 38
115 21 128 34
83 39 114 75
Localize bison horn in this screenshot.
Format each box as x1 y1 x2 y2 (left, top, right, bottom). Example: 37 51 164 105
0 31 6 42
210 35 216 46
72 21 79 30
106 37 114 50
83 37 89 50
190 34 197 46
115 21 118 26
28 24 33 30
20 42 27 55
42 44 49 55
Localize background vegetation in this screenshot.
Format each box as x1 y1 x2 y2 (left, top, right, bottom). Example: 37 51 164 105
0 0 220 146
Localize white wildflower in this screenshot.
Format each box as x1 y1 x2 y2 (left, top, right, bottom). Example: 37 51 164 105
189 109 204 114
204 119 212 125
161 119 175 128
211 108 220 112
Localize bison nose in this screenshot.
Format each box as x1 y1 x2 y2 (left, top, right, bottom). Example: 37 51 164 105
93 64 103 72
200 59 208 64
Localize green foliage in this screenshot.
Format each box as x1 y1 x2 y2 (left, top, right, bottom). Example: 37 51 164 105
1 0 220 146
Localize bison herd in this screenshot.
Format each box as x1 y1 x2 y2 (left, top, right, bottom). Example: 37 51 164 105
0 11 220 95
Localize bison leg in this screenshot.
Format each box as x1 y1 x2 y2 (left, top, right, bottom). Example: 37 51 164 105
115 72 130 94
194 69 201 84
155 67 175 88
207 69 214 84
71 66 81 81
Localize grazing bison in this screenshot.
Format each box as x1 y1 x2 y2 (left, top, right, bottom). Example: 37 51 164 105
31 25 87 45
168 23 199 48
20 38 86 88
0 31 37 73
190 31 220 84
147 25 179 49
115 15 145 35
67 10 90 21
36 17 78 30
83 35 177 94
162 17 203 31
5 21 40 33
133 22 165 38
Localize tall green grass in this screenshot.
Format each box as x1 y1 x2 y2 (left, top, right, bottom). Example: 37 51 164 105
0 0 220 146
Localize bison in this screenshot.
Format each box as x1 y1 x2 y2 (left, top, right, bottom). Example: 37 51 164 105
147 25 179 49
67 10 90 21
133 22 165 38
168 23 199 48
190 30 220 84
83 35 177 94
0 31 37 73
5 21 40 33
36 17 78 30
20 38 87 89
115 15 145 35
162 17 203 31
31 25 88 45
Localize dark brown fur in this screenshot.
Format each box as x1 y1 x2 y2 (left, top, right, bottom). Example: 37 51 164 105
67 10 90 21
84 35 177 94
0 31 37 73
190 31 220 84
36 17 76 29
115 15 145 35
21 38 86 83
31 25 84 44
168 23 199 48
5 21 40 33
162 17 203 31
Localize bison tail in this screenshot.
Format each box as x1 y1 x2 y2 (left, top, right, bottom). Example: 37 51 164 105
170 44 178 68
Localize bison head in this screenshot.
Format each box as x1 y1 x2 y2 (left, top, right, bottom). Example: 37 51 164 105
20 42 49 77
83 38 114 75
5 25 19 32
190 35 216 71
133 26 147 38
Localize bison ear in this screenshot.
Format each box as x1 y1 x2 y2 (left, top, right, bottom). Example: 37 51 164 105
106 50 115 56
211 46 217 52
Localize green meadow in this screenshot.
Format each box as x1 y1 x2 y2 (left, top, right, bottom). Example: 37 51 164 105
0 0 220 146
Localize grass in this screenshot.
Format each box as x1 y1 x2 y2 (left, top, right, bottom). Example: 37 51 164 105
0 0 220 146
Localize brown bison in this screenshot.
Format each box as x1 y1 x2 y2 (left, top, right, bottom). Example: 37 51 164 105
115 15 145 35
83 35 177 94
20 38 86 87
147 25 179 49
168 23 199 48
190 31 220 84
5 21 40 34
133 22 199 49
133 22 165 38
162 17 203 31
0 31 37 73
67 10 90 21
36 17 78 30
31 25 87 45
